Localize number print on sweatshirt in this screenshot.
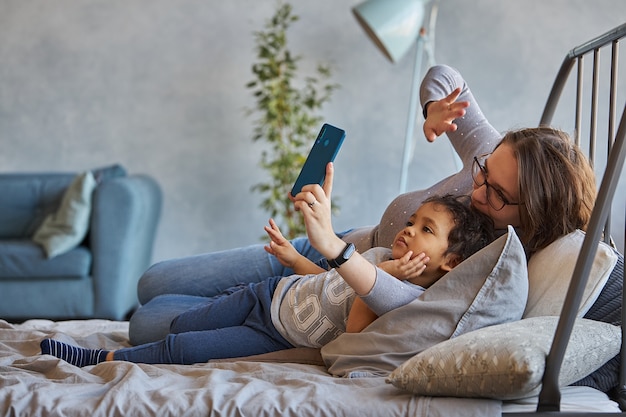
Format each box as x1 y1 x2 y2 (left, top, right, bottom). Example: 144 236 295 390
291 279 354 346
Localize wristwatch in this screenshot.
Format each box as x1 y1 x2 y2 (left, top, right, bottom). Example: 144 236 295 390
327 242 356 269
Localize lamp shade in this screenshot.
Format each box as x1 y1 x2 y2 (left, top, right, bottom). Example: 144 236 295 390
353 0 425 63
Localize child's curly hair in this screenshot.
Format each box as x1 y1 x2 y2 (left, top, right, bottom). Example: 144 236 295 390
423 194 495 263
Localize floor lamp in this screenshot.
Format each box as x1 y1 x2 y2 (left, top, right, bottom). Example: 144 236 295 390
353 0 439 194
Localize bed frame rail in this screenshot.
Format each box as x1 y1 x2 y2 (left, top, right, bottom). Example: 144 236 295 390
528 22 626 414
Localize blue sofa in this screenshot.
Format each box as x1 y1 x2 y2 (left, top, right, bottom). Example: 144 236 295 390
0 165 162 321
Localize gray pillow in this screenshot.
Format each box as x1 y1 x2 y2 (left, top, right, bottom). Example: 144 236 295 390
387 316 620 400
321 226 529 377
32 171 96 258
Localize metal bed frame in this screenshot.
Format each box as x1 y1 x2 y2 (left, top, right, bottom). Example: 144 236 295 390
506 22 626 416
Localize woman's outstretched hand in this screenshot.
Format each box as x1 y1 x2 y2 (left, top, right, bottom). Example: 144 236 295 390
423 87 470 142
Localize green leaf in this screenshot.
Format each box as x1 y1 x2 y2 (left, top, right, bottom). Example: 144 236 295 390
247 0 340 239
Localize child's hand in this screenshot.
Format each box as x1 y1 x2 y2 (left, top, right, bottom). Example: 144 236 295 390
377 251 429 281
263 219 301 268
264 218 326 275
423 87 470 142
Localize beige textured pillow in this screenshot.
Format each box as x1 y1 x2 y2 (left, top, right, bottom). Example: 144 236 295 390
387 316 621 400
524 230 618 318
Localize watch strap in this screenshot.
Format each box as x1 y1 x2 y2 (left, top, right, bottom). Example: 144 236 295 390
327 242 355 269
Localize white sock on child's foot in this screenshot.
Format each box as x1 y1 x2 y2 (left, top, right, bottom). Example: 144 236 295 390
40 338 109 367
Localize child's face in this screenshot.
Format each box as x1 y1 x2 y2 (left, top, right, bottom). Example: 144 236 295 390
391 201 456 276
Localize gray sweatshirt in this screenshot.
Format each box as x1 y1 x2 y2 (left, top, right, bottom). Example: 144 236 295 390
271 247 425 348
343 65 501 253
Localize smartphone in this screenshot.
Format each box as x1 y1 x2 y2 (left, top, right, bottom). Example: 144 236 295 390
290 123 346 196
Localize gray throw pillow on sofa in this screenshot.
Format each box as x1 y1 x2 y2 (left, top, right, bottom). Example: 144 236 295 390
32 171 96 258
321 226 529 377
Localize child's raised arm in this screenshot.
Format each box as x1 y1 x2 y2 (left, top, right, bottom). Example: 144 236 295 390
264 218 325 275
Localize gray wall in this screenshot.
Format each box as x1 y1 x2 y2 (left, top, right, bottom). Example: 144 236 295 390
1 0 625 262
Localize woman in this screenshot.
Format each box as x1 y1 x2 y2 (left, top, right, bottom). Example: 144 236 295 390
129 65 597 345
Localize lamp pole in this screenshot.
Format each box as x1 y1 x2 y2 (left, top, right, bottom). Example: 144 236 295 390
399 28 427 195
352 0 440 195
398 0 439 194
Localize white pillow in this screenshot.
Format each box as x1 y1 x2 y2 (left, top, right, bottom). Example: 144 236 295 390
524 230 618 318
387 316 621 400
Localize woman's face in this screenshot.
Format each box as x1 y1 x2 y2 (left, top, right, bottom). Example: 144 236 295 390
471 143 522 230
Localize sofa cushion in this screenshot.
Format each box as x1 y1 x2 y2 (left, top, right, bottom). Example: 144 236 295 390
0 174 75 239
91 163 127 183
33 172 97 258
0 165 126 240
0 240 91 279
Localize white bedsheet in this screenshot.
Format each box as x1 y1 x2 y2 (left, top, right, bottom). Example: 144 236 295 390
0 319 618 417
502 385 621 413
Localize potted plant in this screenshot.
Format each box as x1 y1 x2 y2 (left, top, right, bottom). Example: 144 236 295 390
246 1 339 239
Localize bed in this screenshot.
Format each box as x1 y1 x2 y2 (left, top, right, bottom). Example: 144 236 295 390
0 319 621 416
1 23 625 417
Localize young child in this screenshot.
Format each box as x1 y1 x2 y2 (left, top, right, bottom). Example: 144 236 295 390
40 194 493 367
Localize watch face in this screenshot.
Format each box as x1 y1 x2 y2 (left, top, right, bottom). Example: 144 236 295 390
343 243 356 260
328 243 355 268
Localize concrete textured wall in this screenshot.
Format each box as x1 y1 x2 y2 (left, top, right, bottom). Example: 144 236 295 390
1 0 624 262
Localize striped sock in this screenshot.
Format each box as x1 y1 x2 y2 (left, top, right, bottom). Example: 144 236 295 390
40 338 109 367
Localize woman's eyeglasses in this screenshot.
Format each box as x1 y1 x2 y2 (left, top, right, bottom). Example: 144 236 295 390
471 154 521 211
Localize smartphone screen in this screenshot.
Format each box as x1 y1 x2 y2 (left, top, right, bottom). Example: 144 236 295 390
290 123 346 196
